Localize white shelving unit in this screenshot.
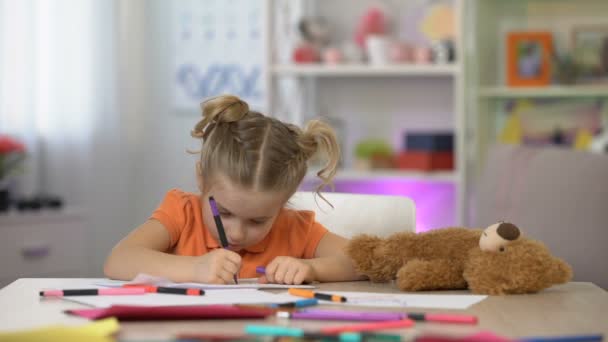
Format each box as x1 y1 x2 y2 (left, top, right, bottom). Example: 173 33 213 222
479 86 608 99
465 0 608 223
328 169 458 182
272 64 460 77
265 0 467 226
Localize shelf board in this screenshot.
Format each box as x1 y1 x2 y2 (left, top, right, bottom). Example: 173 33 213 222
272 64 460 77
479 85 608 99
306 169 457 182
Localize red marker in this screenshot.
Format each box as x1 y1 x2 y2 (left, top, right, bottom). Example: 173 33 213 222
407 312 477 325
124 284 204 296
320 319 415 334
39 288 146 297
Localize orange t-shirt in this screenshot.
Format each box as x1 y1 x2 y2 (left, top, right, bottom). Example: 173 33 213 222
150 189 328 278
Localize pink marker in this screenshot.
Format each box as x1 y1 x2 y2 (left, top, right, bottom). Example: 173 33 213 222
39 288 146 297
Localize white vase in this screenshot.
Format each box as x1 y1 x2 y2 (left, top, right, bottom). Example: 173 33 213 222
366 35 391 66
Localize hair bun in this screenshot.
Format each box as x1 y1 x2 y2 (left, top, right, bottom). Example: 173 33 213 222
191 95 249 140
202 95 249 123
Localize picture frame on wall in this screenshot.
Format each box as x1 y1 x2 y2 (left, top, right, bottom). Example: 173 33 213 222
506 31 553 87
570 25 608 84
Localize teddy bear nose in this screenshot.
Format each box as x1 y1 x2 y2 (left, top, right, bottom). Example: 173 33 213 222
497 222 520 241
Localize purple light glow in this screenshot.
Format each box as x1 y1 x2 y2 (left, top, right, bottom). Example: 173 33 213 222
300 179 455 233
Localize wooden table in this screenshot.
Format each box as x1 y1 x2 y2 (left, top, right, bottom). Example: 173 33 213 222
0 279 606 340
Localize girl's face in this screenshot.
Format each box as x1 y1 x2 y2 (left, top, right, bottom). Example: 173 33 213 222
201 174 289 252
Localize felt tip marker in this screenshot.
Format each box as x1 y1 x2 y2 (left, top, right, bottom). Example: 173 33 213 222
123 284 204 296
278 309 404 322
288 288 347 302
320 319 415 334
256 266 266 274
209 196 238 285
286 309 477 325
244 325 384 342
406 312 477 325
519 335 604 342
271 298 319 309
39 288 146 297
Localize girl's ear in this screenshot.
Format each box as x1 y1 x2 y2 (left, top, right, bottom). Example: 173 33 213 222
196 162 204 192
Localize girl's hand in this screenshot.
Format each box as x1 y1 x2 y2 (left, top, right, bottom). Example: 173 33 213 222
192 249 241 284
259 256 316 285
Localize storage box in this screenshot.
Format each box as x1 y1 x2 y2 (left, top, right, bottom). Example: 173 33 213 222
405 132 454 152
396 151 454 171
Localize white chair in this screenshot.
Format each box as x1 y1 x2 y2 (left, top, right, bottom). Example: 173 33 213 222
289 192 416 238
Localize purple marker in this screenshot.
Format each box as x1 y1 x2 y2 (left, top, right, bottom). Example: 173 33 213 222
278 309 405 322
256 266 266 274
209 196 238 284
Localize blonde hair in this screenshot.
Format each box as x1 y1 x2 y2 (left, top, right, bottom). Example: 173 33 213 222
191 94 340 202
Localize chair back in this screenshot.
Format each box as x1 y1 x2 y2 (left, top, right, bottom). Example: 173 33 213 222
289 191 416 238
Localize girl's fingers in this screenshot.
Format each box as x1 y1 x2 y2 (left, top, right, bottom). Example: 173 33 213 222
293 267 307 285
273 261 289 284
222 260 239 275
283 265 298 285
264 257 283 283
217 268 234 284
224 250 242 265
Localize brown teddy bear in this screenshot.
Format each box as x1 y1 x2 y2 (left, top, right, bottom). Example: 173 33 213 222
346 222 572 295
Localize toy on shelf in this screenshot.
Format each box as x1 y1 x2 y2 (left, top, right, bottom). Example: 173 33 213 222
499 99 605 147
322 47 343 64
347 222 572 295
292 17 331 64
298 17 330 48
354 6 388 49
396 132 454 171
389 42 414 63
292 44 319 64
354 139 394 170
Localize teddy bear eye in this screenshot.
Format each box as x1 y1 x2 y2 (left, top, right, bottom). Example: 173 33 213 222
499 246 506 252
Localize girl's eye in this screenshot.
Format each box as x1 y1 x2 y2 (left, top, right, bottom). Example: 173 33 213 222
220 212 232 217
250 220 267 225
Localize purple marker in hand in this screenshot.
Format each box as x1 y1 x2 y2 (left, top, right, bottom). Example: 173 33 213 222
256 266 266 274
209 196 238 284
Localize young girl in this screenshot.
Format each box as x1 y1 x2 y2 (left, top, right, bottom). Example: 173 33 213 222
104 94 363 285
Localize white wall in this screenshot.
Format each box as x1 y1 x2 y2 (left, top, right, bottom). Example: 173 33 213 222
130 1 201 226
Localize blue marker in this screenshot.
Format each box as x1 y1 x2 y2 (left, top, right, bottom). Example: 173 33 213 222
271 298 318 308
244 325 362 342
519 334 603 342
245 325 304 338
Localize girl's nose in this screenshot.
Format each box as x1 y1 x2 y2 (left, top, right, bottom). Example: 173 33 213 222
228 223 246 244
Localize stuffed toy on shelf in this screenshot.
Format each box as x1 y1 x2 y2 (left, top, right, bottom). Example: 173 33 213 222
347 222 572 295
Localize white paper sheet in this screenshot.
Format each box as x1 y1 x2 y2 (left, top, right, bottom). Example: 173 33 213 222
66 289 299 308
278 291 487 309
94 277 315 290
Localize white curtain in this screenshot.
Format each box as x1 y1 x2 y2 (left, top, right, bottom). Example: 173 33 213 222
0 0 145 275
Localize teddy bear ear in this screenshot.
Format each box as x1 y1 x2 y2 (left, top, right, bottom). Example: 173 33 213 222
551 257 573 284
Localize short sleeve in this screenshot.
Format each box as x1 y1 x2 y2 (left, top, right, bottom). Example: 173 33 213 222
150 189 192 247
301 214 329 259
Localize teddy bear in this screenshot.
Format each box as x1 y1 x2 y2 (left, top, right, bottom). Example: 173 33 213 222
346 222 572 295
